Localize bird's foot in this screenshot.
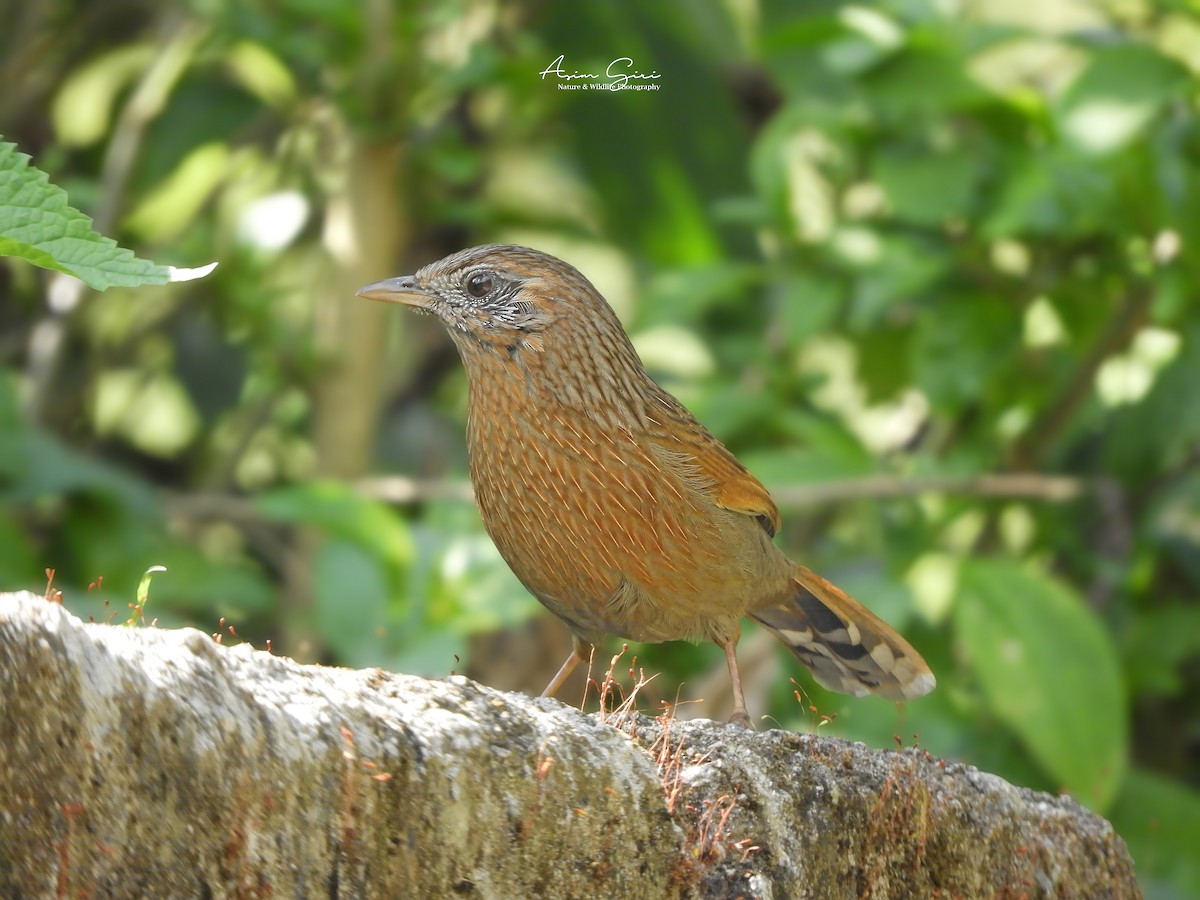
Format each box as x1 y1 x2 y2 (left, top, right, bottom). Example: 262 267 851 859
727 710 754 729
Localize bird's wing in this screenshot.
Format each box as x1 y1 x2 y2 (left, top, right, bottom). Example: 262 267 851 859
640 387 781 537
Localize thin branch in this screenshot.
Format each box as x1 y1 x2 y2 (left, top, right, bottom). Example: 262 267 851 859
353 472 1091 508
161 492 259 521
769 473 1089 505
354 475 474 504
160 472 1092 536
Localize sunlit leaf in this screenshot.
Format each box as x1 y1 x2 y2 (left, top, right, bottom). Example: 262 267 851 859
51 45 154 147
124 142 232 242
1058 44 1188 156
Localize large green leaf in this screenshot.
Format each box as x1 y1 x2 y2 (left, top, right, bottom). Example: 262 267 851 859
0 139 213 290
955 558 1127 810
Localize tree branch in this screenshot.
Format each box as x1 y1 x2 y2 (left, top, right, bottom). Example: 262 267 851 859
351 472 1092 508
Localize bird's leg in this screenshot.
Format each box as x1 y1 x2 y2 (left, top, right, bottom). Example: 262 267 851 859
541 635 590 698
722 638 753 728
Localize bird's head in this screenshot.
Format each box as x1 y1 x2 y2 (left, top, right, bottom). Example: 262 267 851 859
357 244 624 356
359 244 648 417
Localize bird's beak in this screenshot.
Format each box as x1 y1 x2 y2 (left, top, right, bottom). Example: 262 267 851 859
356 275 429 309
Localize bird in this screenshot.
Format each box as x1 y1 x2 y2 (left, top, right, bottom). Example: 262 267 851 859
359 245 935 724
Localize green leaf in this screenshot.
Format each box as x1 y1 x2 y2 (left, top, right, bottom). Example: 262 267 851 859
774 273 841 342
956 558 1127 810
314 537 390 667
51 45 154 147
1109 769 1200 899
875 149 978 225
141 544 275 617
0 513 37 586
911 295 1021 412
980 149 1117 238
135 565 167 604
256 481 413 572
1058 44 1189 157
641 261 760 327
3 426 158 518
840 232 948 329
124 142 232 242
860 42 989 120
0 139 213 290
1122 603 1200 697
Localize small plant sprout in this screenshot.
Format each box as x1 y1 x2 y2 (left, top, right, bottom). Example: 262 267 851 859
791 677 837 729
212 617 240 644
590 645 658 731
128 565 166 626
43 568 63 604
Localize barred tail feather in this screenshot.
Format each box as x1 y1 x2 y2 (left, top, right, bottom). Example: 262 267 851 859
751 564 935 701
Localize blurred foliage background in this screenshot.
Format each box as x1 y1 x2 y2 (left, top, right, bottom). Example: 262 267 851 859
3 0 1200 894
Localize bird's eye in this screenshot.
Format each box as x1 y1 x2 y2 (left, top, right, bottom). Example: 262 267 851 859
465 272 495 299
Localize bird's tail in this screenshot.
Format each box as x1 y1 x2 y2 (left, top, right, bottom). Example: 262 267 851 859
750 564 935 701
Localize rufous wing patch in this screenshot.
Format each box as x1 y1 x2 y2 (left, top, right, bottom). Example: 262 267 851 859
641 387 780 536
